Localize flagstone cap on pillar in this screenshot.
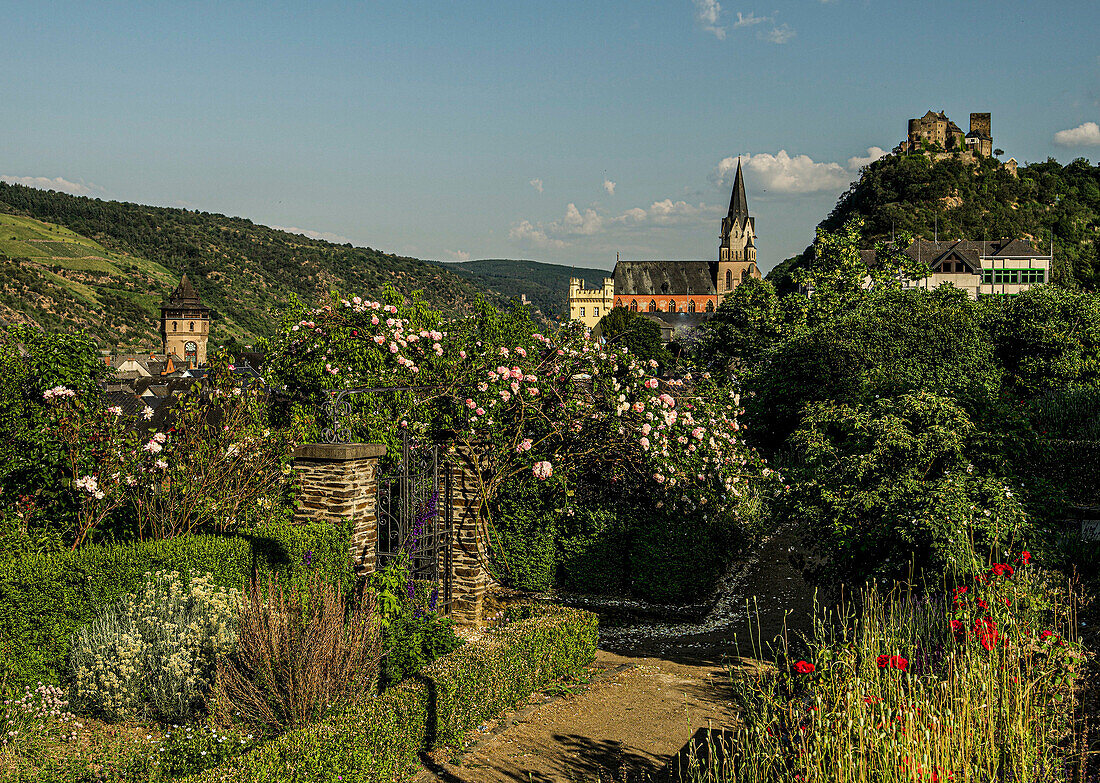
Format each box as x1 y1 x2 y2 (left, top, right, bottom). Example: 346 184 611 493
292 443 387 461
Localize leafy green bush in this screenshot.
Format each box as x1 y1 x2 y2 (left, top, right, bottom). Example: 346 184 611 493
783 392 1032 585
178 604 597 783
750 287 1003 448
556 503 627 594
629 512 731 603
152 723 259 779
379 611 464 689
68 569 242 722
0 520 351 693
489 476 558 592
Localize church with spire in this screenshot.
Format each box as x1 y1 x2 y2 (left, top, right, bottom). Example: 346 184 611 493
595 158 761 338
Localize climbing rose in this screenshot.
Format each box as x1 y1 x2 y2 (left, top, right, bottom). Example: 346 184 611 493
793 660 814 674
42 385 76 400
532 461 553 480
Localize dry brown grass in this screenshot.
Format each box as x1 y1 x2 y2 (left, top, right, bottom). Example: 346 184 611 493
214 571 381 732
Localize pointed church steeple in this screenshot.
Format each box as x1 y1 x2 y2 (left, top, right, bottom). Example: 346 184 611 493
727 157 749 221
718 157 757 270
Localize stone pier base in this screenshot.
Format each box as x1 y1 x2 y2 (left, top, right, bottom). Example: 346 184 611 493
446 445 493 626
292 443 386 577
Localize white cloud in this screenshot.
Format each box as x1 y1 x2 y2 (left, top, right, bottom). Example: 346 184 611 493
509 219 567 249
562 203 604 235
733 11 768 27
693 0 726 39
847 146 888 171
1053 121 1100 146
442 249 471 262
712 151 850 194
510 196 713 250
760 23 795 44
0 175 100 196
529 177 544 193
603 179 616 196
269 225 354 244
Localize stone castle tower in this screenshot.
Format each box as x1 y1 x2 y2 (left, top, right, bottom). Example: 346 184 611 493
716 158 758 293
160 274 210 367
568 276 614 329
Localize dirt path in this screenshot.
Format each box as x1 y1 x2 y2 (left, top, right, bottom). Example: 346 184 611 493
419 531 815 782
420 650 740 782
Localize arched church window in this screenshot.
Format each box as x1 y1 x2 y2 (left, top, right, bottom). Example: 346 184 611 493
189 322 195 331
648 300 657 313
172 322 177 332
688 300 696 313
630 300 638 312
705 300 715 313
668 300 677 312
725 270 733 289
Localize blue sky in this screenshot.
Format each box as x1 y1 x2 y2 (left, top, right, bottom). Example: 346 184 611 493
2 1 1099 273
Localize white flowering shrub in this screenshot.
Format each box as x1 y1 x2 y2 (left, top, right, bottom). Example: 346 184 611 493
68 569 242 722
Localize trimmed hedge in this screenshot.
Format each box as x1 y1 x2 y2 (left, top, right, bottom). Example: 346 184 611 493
181 604 598 783
0 521 352 692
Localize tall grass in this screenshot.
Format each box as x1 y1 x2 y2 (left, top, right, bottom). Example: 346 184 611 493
698 559 1082 782
214 571 381 733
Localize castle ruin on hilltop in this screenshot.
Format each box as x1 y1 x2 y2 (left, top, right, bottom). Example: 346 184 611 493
896 110 1017 174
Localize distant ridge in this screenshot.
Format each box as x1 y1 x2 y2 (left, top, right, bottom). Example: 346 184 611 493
440 258 610 318
0 182 494 349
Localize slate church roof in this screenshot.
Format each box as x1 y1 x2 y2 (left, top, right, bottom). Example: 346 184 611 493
613 261 717 297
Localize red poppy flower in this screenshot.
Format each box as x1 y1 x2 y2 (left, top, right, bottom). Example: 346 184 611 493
979 631 999 651
793 660 815 674
977 599 988 610
991 563 1015 577
1018 551 1031 565
950 619 966 640
876 655 908 670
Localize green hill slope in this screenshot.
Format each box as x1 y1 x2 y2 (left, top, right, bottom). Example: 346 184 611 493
0 182 493 349
441 258 610 318
817 154 1100 288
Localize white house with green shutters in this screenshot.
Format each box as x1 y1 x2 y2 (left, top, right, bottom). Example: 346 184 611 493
860 238 1052 298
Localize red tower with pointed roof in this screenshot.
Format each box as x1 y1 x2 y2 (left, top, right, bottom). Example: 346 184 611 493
160 274 211 367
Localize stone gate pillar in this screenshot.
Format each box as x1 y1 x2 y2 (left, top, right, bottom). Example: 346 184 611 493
446 444 494 626
292 443 386 577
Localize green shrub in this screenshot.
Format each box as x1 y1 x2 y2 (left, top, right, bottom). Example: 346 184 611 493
0 520 351 693
179 604 598 783
379 611 463 689
783 392 1033 585
68 569 242 722
556 504 627 594
628 510 730 603
488 476 558 591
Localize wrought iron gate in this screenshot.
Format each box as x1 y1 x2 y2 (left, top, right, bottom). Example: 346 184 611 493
376 431 452 613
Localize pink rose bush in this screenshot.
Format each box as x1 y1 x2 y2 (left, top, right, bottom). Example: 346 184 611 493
265 288 778 530
39 354 291 547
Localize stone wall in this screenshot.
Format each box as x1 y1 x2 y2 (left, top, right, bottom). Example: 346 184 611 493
293 442 386 577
